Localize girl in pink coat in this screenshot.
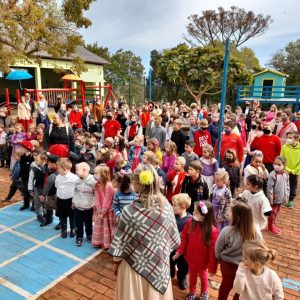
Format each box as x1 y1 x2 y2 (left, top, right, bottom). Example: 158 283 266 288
173 201 218 300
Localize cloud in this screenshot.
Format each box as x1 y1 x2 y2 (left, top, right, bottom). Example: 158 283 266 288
81 0 300 69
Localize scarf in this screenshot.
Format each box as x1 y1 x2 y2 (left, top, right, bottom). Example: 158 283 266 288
109 199 180 294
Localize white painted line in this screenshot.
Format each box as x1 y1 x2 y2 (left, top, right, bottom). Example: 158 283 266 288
0 217 36 235
0 276 32 298
31 248 103 300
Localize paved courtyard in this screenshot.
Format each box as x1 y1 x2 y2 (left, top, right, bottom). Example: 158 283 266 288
0 168 300 299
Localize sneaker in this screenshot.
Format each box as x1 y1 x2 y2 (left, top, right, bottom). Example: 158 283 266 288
178 278 188 290
86 236 92 243
76 238 83 246
199 292 209 300
185 293 195 300
268 226 281 236
70 229 76 238
288 201 294 208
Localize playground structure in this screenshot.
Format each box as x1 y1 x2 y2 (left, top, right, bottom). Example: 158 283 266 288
0 82 116 115
237 69 300 111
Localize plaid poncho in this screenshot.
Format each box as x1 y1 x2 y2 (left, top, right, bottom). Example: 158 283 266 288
108 199 180 294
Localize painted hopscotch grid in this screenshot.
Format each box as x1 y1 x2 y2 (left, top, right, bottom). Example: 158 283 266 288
0 202 102 299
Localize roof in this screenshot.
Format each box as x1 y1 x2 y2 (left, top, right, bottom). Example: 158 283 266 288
253 69 286 77
35 46 109 66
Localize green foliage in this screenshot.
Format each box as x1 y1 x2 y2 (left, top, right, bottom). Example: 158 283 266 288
0 0 93 73
268 39 300 85
157 44 252 105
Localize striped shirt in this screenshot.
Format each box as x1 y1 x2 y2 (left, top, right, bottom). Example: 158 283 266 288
113 191 137 217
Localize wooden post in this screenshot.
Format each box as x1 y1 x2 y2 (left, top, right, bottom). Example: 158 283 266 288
16 89 21 103
80 81 85 111
5 88 10 115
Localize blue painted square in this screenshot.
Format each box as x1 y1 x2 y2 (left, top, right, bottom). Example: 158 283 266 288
0 231 35 263
0 285 26 300
49 236 99 260
13 219 59 242
0 246 78 294
0 203 35 227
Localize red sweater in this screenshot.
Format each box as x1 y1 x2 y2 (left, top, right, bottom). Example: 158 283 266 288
140 112 150 128
214 133 244 163
69 111 83 128
166 170 187 202
251 134 282 164
177 219 218 273
104 119 121 138
194 129 212 156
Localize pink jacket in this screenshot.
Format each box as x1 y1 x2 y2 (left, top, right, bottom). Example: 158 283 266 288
94 182 114 214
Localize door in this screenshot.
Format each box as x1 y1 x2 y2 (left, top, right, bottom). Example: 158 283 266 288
262 79 273 98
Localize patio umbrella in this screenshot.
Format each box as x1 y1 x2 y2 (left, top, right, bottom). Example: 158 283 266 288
6 70 33 89
61 74 83 81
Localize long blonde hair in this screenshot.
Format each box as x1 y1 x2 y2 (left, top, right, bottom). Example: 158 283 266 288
94 164 111 186
133 163 165 211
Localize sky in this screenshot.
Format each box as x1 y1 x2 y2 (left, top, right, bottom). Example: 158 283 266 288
80 0 300 73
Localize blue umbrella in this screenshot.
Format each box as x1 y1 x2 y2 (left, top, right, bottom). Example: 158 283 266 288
6 70 33 89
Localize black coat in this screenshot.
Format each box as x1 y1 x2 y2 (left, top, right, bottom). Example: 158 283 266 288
20 154 34 182
171 129 186 155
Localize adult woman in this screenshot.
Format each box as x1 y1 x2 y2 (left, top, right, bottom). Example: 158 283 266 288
109 164 180 300
36 93 51 128
17 96 32 132
43 113 74 158
92 97 104 124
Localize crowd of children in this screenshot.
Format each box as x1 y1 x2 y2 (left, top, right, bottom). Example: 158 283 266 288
1 97 299 300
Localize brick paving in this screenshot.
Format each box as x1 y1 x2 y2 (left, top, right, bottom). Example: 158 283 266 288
0 168 300 299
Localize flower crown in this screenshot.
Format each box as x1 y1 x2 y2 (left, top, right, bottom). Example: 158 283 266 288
139 170 154 185
199 201 208 215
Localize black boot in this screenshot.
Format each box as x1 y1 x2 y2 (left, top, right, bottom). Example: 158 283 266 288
70 228 76 238
61 227 67 238
55 221 62 230
40 210 53 227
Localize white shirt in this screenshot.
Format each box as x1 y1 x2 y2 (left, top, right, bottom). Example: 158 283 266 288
55 172 78 199
0 131 6 145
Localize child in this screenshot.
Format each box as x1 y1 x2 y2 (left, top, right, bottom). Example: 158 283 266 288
173 201 218 300
181 160 209 214
19 141 35 210
171 119 186 155
210 168 232 231
233 240 284 299
72 162 96 246
147 138 162 165
182 141 199 172
166 156 187 202
170 193 192 290
114 154 132 175
148 155 166 192
128 136 146 172
162 140 177 174
1 149 23 202
74 136 86 155
239 175 272 233
215 200 259 300
10 123 25 169
25 123 36 141
112 173 136 222
40 155 59 227
36 123 45 146
200 144 218 193
244 151 269 185
114 135 128 161
141 150 155 165
92 164 115 249
28 151 47 222
237 113 247 147
0 124 7 167
267 156 289 235
5 124 15 168
55 158 78 238
194 119 212 157
280 131 300 208
223 149 241 197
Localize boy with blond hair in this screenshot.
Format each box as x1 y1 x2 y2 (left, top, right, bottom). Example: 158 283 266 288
170 193 192 290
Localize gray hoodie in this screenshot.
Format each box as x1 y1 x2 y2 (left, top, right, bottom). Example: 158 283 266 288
72 174 96 210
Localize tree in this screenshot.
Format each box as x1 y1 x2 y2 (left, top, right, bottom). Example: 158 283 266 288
268 39 300 85
157 44 252 106
185 6 272 48
0 0 95 73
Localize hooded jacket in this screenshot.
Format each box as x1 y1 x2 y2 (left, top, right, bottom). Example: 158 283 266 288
280 142 300 175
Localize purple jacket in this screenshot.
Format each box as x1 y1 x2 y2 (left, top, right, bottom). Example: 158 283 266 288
162 154 176 174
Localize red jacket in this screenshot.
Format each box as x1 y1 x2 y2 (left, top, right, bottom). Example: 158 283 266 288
166 170 187 202
140 112 150 128
177 219 218 273
295 120 300 135
194 129 212 156
214 133 244 163
69 110 83 128
251 134 282 164
104 119 121 138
